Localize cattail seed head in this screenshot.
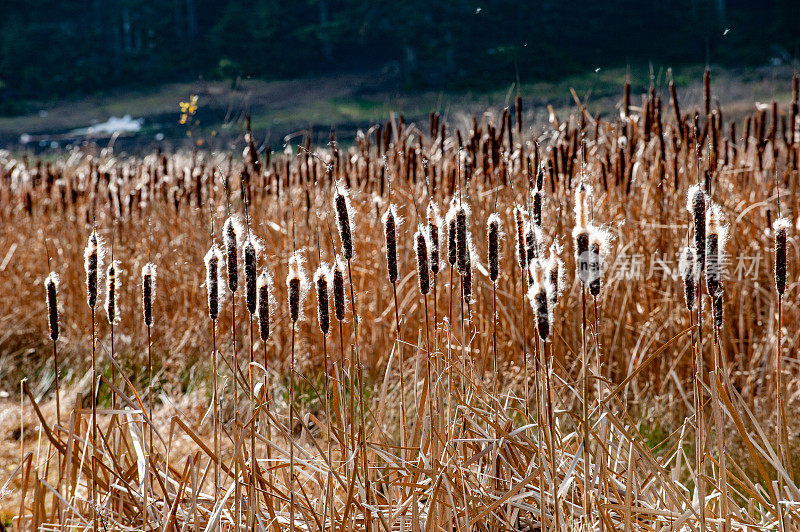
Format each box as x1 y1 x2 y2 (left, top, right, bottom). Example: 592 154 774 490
514 205 527 271
713 291 724 328
105 260 120 325
382 204 399 284
525 221 543 269
243 235 260 315
774 218 790 295
332 258 346 322
463 238 474 303
546 244 565 307
679 246 696 310
487 213 502 282
446 205 458 266
205 245 223 321
45 272 59 341
287 252 308 324
705 203 727 297
314 264 331 335
532 191 542 227
574 184 592 232
527 259 552 340
427 203 441 276
334 187 354 260
257 269 275 341
84 230 103 309
455 204 469 274
687 185 706 270
574 225 590 284
223 217 242 293
414 227 431 295
588 227 611 297
141 263 156 327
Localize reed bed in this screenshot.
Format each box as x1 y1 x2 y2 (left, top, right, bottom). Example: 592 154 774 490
3 70 800 531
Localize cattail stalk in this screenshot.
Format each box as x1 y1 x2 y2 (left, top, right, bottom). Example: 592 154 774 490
774 218 791 483
45 273 61 424
205 245 222 496
84 230 101 532
383 206 407 440
487 214 501 397
287 252 306 532
315 264 334 529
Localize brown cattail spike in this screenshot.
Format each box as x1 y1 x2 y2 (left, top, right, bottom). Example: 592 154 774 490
487 213 501 282
427 203 441 276
774 218 790 295
332 259 346 322
142 263 156 327
287 253 307 324
105 261 120 325
84 231 101 308
455 205 468 274
705 203 727 297
205 245 222 321
334 188 354 260
514 205 527 271
527 260 551 340
383 205 399 284
257 270 273 341
414 227 430 295
687 185 706 270
244 237 258 315
223 217 240 293
446 205 458 267
45 273 59 341
463 238 473 303
315 264 331 335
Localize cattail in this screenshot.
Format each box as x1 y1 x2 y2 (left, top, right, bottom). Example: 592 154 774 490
205 245 223 321
287 253 307 324
774 218 790 295
427 203 441 275
463 239 474 303
527 259 551 340
525 221 542 268
532 190 542 227
487 213 501 282
456 204 468 274
84 231 102 308
679 246 696 311
334 187 354 260
687 185 706 270
141 263 156 327
573 185 592 284
45 273 59 341
383 205 399 284
244 236 258 315
446 205 458 266
415 227 430 295
713 292 724 328
546 246 564 308
705 203 727 297
514 205 527 271
315 264 331 335
223 217 241 293
105 261 120 325
257 270 273 341
332 259 346 322
588 227 611 297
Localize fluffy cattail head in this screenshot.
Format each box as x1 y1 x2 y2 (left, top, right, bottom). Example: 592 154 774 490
334 187 354 260
105 260 120 325
462 237 475 303
588 227 611 297
446 204 458 266
382 204 399 284
546 244 565 307
679 246 696 311
141 263 156 327
414 227 431 295
45 273 59 341
287 252 308 324
205 245 223 321
332 258 346 322
525 221 543 270
223 217 242 293
687 185 706 270
487 213 502 282
532 191 543 227
527 259 552 340
705 203 727 297
84 230 103 309
774 218 791 295
455 204 469 274
713 292 724 328
257 269 275 341
427 203 441 275
574 184 592 232
514 205 527 270
243 235 260 315
314 264 331 335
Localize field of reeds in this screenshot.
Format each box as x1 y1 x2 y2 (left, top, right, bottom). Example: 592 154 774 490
2 69 800 531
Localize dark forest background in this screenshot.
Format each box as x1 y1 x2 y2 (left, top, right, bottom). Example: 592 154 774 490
1 0 798 109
